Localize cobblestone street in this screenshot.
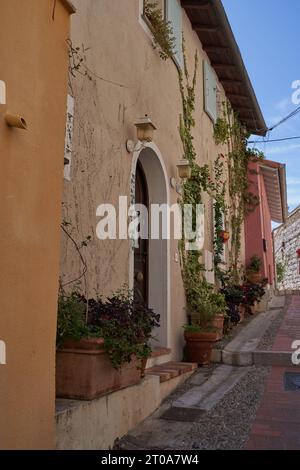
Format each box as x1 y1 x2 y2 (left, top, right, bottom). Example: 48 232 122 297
117 294 300 450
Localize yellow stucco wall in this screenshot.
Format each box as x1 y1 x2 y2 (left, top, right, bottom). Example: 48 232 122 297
0 0 71 449
61 0 245 360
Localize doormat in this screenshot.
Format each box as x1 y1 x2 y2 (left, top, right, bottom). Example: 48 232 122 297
284 372 300 391
160 407 205 422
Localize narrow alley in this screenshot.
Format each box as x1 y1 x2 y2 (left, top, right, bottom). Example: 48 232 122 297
117 294 300 450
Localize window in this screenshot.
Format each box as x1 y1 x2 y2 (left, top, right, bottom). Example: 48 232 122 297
204 60 217 123
142 0 183 68
166 0 183 67
204 250 215 285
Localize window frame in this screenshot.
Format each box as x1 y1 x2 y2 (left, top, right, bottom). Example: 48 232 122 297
203 60 218 123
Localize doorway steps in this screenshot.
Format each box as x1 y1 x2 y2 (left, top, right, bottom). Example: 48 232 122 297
145 361 197 383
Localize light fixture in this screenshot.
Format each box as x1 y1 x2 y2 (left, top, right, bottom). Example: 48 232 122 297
135 115 156 142
126 115 157 153
177 159 192 180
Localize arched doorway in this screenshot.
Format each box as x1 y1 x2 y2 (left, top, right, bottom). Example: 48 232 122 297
130 144 170 348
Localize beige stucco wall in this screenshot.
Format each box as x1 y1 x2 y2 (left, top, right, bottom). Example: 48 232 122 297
0 0 71 449
61 0 245 359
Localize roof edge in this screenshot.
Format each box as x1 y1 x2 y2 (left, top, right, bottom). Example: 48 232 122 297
212 0 267 136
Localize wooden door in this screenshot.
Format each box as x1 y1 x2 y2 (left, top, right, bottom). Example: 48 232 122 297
134 162 149 304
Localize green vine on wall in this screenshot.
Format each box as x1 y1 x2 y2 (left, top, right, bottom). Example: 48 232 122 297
213 104 265 280
144 1 176 60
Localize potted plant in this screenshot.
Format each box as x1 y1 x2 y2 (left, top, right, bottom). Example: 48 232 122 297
221 285 244 326
242 280 267 315
246 255 262 284
209 292 228 339
184 283 227 365
56 289 160 400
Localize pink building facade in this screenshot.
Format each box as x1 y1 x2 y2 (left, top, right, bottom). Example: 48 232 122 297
245 159 288 285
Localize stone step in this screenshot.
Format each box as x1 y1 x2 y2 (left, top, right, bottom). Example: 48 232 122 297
173 364 250 411
145 362 197 383
212 306 284 366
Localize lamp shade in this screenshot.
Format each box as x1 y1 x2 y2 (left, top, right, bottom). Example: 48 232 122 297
134 116 156 142
177 159 192 179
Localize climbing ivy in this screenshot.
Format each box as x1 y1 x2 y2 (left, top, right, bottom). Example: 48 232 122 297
213 104 265 281
143 1 176 60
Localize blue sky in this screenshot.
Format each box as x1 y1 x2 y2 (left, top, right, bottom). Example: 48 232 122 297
222 0 300 212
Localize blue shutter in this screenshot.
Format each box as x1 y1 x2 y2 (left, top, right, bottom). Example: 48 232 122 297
204 61 217 122
166 0 183 67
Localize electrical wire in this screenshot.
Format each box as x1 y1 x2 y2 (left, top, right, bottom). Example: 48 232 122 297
248 135 300 144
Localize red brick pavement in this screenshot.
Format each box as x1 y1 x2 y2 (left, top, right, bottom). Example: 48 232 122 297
245 295 300 450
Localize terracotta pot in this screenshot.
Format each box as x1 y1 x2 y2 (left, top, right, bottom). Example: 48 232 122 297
208 314 225 340
246 271 262 284
184 331 218 366
56 338 142 400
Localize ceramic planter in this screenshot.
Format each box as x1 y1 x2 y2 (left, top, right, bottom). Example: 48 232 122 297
184 331 218 366
56 338 142 400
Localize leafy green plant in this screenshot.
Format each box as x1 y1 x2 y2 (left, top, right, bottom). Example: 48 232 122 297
56 288 160 369
144 1 176 60
276 261 286 283
247 255 262 273
56 292 91 349
213 105 265 281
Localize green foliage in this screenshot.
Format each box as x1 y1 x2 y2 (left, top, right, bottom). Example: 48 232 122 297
144 1 176 60
56 288 160 370
247 255 262 273
56 292 91 349
276 261 286 283
213 105 265 280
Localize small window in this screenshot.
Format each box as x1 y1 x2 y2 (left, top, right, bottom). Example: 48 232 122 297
204 61 217 123
143 0 182 67
166 0 183 67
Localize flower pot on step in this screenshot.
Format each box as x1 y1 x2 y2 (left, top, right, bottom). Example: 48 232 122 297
184 331 218 366
56 338 142 400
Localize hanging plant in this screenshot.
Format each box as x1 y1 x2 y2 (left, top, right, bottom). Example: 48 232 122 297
144 1 176 60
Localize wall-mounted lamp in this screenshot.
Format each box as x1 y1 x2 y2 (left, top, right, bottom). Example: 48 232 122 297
170 160 192 194
177 159 192 179
126 115 156 153
5 112 27 130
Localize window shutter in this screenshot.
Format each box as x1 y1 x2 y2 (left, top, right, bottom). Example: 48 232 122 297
204 60 217 122
204 250 215 285
166 0 183 67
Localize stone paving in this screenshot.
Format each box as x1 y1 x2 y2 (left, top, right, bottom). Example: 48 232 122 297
117 294 300 450
245 294 300 450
